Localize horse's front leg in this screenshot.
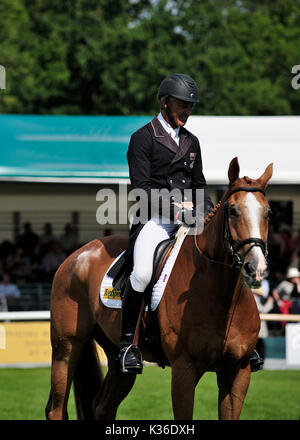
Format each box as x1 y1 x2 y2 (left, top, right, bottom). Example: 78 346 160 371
217 364 250 420
171 360 201 420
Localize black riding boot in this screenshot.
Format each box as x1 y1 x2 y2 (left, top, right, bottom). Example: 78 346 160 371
119 279 143 374
250 349 264 372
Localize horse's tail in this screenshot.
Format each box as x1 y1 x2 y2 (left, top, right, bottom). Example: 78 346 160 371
73 338 104 420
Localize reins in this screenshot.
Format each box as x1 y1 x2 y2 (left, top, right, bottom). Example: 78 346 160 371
194 186 268 269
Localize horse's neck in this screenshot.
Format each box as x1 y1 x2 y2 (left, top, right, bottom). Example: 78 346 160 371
197 205 242 285
197 206 226 260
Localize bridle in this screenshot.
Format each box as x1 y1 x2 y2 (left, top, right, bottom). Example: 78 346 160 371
194 186 268 269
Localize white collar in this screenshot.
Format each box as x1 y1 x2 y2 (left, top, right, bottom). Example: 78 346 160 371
157 112 180 144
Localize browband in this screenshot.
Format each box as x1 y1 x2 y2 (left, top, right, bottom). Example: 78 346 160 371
224 187 265 202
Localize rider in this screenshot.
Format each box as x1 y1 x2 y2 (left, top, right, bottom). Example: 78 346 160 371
119 73 214 374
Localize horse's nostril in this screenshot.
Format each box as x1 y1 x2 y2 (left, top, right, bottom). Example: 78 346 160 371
244 262 255 276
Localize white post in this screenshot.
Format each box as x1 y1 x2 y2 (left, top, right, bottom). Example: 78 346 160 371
0 65 6 90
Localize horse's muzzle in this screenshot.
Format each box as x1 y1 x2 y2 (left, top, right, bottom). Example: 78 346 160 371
242 255 268 289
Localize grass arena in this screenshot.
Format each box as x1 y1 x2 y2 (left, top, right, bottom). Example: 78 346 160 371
0 313 300 420
0 365 300 420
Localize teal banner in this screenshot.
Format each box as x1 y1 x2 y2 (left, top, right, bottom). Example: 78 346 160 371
0 115 151 181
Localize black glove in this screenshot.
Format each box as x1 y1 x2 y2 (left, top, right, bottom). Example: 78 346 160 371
173 203 197 227
182 207 197 227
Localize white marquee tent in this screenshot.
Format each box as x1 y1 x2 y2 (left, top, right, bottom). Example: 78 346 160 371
187 116 300 185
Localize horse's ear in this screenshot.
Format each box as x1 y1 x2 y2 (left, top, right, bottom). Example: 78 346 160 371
257 163 273 189
228 157 240 185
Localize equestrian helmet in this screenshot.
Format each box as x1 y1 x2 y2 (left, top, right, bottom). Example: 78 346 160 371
158 73 199 103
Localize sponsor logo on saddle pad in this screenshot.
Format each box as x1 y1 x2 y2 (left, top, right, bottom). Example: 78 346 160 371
103 287 122 301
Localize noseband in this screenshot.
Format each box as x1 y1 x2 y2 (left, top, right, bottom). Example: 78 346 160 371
196 187 268 269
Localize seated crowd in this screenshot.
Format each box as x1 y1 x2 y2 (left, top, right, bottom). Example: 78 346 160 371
0 222 79 310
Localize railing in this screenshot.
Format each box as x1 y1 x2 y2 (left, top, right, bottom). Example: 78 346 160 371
260 314 300 322
0 311 50 320
0 311 299 322
8 283 52 311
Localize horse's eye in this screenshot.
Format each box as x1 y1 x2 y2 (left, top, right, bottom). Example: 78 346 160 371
264 208 272 220
229 205 240 218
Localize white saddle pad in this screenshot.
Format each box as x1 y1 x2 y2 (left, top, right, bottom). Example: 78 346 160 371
99 226 189 311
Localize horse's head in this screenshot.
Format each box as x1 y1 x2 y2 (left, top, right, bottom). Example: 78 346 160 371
225 157 273 288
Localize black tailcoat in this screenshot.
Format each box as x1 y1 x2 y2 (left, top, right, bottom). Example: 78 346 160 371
127 115 212 215
108 115 213 286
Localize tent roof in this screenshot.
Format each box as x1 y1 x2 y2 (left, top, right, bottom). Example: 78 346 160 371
0 114 299 185
187 116 300 185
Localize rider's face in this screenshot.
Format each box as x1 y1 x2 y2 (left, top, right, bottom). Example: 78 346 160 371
163 98 195 128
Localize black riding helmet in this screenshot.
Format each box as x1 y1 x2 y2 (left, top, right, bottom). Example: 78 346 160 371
158 73 199 103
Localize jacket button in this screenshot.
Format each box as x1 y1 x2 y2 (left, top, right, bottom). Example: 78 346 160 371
184 161 187 165
170 179 173 184
182 179 185 183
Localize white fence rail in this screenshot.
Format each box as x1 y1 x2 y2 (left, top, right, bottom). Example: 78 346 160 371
0 311 299 322
0 311 50 321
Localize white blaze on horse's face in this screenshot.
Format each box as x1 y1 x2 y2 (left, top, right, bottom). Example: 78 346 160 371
242 192 268 287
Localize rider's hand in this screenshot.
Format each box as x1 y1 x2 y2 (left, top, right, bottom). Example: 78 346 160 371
171 202 196 226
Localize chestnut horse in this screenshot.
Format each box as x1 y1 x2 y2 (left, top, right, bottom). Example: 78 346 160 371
45 157 273 420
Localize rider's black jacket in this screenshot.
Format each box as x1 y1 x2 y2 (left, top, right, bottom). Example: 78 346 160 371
127 115 213 220
108 115 213 288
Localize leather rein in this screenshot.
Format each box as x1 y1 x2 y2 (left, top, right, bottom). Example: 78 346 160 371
194 187 268 269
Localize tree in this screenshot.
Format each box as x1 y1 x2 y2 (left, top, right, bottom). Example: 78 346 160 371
0 0 299 115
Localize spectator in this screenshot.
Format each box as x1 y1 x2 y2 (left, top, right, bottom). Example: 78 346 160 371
59 223 78 255
273 267 300 302
279 229 294 274
272 267 300 321
40 241 66 281
293 228 300 251
9 247 32 282
267 224 281 273
0 240 15 267
17 222 39 260
40 223 56 246
252 279 274 361
0 273 21 311
291 228 300 269
0 260 5 278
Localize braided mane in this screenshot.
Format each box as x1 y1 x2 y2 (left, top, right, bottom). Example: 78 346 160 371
204 201 222 227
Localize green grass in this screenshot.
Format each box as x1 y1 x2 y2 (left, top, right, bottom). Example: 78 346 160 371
0 366 299 420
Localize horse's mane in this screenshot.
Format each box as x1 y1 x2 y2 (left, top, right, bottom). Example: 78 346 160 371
204 202 222 226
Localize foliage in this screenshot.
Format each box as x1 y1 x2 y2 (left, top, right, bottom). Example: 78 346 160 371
0 0 299 115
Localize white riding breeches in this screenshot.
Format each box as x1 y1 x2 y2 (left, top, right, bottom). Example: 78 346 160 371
129 216 179 292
